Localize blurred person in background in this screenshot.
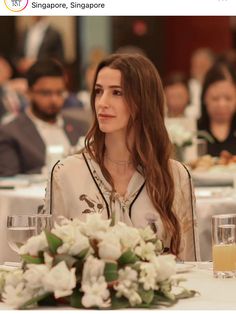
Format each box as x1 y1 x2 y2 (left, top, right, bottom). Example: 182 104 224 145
0 60 88 176
16 17 64 75
198 61 236 156
189 48 215 119
163 72 191 118
0 55 28 124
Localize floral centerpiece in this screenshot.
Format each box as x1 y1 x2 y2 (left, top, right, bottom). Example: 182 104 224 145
0 214 196 309
166 123 193 162
166 123 214 162
166 124 193 148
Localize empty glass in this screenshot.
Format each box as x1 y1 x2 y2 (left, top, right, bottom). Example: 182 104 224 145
212 214 236 278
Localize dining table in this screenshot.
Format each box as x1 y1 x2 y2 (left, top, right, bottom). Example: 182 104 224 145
0 262 235 310
1 176 236 263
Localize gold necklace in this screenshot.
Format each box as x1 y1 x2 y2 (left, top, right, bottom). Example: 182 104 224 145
105 154 132 165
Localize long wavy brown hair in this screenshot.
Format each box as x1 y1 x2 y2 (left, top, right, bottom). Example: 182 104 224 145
84 53 181 255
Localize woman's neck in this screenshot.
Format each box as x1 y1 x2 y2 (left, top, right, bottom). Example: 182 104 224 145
210 121 231 141
104 133 134 175
105 132 132 161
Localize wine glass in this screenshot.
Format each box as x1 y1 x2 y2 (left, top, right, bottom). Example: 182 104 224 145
6 215 37 254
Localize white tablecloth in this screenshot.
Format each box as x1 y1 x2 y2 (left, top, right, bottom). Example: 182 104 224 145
0 263 235 310
0 184 46 263
171 262 236 310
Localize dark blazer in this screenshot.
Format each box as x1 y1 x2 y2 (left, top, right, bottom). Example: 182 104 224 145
0 113 88 176
18 26 64 62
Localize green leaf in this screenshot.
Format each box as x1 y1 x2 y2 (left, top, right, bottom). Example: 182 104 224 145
74 260 84 282
175 288 199 299
70 289 83 308
77 247 90 259
38 294 58 306
110 292 130 309
54 254 77 268
161 290 176 301
104 262 118 282
118 249 139 266
18 292 52 309
110 211 116 226
21 254 43 264
138 286 154 304
152 292 178 308
44 230 63 254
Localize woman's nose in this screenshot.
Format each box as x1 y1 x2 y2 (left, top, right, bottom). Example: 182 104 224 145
98 92 109 108
217 98 228 109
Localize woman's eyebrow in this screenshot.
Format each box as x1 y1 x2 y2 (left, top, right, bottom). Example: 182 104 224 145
95 83 122 89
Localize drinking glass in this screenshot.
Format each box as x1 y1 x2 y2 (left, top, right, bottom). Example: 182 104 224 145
197 138 207 157
212 214 236 278
34 214 53 235
6 214 53 254
6 215 37 254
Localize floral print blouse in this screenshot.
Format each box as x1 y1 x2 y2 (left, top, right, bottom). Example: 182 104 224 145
44 152 200 261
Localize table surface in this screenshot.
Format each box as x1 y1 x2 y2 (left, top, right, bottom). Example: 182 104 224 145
171 262 236 310
1 179 236 263
0 262 235 310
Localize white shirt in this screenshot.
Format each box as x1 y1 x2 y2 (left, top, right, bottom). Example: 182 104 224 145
188 78 202 119
25 20 49 59
26 109 71 155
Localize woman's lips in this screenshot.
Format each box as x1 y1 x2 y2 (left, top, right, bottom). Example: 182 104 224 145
98 114 116 119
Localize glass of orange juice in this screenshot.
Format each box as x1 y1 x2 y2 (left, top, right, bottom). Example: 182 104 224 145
212 214 236 278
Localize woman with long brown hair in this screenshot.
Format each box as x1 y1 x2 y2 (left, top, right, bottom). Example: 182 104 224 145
45 53 199 261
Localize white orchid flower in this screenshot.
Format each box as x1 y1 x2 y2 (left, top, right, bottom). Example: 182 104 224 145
19 232 48 256
98 233 122 261
81 276 110 308
52 224 91 256
82 255 105 283
152 255 176 282
43 261 76 298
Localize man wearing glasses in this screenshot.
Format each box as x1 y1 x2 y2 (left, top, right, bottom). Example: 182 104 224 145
0 59 89 176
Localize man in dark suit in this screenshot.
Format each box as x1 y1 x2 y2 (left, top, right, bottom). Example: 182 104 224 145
0 60 89 176
17 17 64 74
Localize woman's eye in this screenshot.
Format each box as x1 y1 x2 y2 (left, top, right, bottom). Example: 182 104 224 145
113 89 122 96
95 88 102 95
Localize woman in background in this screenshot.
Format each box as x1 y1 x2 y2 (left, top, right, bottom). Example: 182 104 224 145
163 72 190 118
44 53 199 261
198 61 236 156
